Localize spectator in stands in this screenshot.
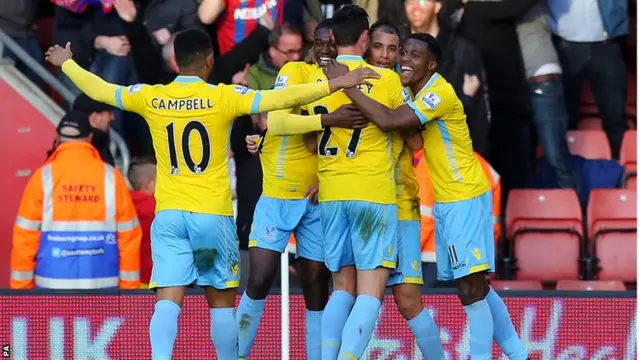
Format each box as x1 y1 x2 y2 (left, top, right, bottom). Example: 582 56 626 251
517 3 580 192
128 156 157 288
72 94 117 166
405 0 491 157
440 0 540 204
198 0 284 55
230 25 303 251
52 2 136 105
0 0 43 88
378 0 411 38
548 0 629 159
10 111 142 290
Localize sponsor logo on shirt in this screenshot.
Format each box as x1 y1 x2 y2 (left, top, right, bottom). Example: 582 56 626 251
421 92 442 110
401 88 411 104
274 75 289 89
128 84 143 94
233 85 251 95
233 0 278 20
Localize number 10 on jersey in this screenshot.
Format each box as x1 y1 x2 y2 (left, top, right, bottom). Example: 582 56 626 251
166 121 212 175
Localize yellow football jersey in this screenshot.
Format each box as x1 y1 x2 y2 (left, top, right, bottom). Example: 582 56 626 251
259 61 318 199
409 73 490 202
305 55 406 204
116 77 270 215
395 143 421 220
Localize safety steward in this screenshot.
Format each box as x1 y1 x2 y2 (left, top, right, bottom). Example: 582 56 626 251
415 149 502 264
10 111 142 289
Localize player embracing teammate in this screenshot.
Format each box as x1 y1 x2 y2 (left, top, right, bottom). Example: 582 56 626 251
270 4 531 360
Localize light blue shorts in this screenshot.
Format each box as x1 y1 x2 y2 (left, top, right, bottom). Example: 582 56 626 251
434 191 495 281
149 210 241 289
320 200 398 272
387 220 423 287
249 195 323 262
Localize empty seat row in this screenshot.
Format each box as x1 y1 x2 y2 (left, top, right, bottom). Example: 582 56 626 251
503 189 637 282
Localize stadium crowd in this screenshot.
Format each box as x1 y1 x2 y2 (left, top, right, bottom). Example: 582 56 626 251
3 0 636 290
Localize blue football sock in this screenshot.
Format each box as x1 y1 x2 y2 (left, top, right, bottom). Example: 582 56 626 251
211 308 238 360
321 290 355 360
236 292 266 358
464 299 494 360
149 300 181 360
306 310 323 360
407 308 445 360
486 288 528 360
337 295 381 360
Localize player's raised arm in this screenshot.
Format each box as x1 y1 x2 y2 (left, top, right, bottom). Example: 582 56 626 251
268 104 368 136
45 43 117 106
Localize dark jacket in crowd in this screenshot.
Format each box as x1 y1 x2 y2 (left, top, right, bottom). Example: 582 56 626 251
53 6 125 67
143 0 204 35
441 0 540 201
0 0 38 38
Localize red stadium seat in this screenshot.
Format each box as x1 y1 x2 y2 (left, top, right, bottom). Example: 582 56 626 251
627 75 636 105
578 117 603 130
620 131 637 188
581 82 596 105
587 189 637 281
505 190 583 281
580 104 599 116
556 280 626 291
566 130 612 160
491 280 543 290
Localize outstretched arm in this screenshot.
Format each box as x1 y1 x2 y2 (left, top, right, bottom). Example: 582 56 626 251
61 59 121 108
268 104 368 136
225 66 381 116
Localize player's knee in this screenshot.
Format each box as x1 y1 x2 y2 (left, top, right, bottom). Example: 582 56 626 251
300 259 330 287
455 272 489 306
246 270 275 299
392 284 423 320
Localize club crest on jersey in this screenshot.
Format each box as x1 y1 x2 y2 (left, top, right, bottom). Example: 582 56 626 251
128 84 143 94
421 92 441 110
274 75 288 89
401 88 411 104
233 85 251 95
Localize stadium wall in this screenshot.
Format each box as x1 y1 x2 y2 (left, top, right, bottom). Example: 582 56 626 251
0 290 636 359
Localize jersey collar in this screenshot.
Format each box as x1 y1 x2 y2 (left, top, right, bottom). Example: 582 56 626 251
417 73 441 95
336 55 364 62
174 75 203 83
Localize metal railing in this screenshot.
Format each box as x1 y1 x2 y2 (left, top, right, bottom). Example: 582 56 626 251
0 29 131 177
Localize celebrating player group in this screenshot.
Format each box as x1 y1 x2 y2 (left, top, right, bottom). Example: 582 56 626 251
45 4 530 360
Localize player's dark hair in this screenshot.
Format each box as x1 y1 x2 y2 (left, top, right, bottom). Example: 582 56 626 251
406 33 442 62
369 20 401 40
331 5 370 47
268 23 302 47
315 18 333 34
173 28 214 69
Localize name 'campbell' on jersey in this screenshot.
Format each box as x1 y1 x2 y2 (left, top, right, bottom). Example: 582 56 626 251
259 61 318 199
116 78 263 216
305 55 408 204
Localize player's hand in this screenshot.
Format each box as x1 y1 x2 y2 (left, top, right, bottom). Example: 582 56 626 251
304 183 319 204
45 42 73 67
327 64 381 92
323 59 349 79
246 135 260 155
321 104 368 129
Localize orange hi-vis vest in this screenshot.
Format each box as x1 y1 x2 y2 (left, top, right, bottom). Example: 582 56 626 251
10 142 142 289
415 149 501 263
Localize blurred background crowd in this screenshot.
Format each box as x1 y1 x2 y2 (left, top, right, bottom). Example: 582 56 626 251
1 0 637 292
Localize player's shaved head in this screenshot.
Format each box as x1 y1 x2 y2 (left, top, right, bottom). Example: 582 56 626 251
173 28 214 74
331 4 370 47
